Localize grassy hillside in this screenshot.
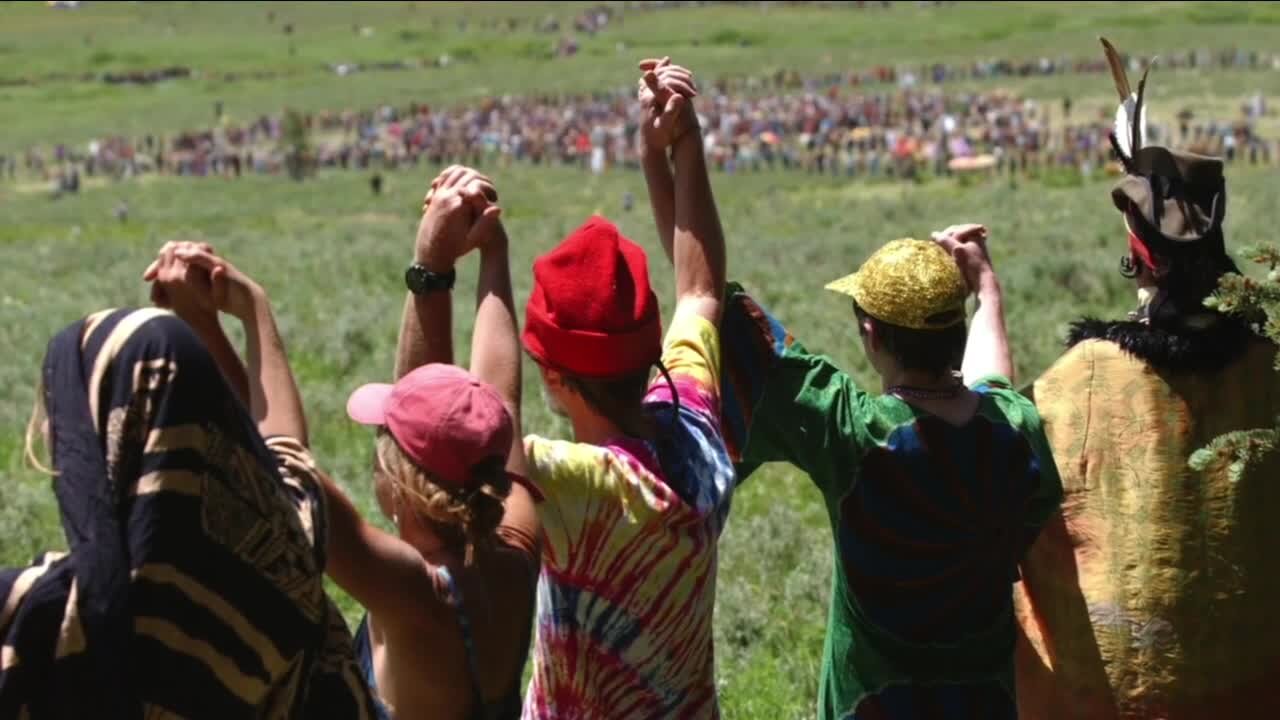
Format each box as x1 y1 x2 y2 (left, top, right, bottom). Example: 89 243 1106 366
2 1 1278 147
3 160 1277 716
2 2 1278 717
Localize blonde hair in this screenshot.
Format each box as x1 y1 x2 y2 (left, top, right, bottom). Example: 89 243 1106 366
374 431 510 551
24 381 55 476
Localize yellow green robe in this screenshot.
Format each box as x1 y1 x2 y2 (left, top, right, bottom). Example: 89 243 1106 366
1016 333 1280 719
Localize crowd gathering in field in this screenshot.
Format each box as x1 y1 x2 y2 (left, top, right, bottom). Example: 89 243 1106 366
5 44 1277 196
3 35 1279 720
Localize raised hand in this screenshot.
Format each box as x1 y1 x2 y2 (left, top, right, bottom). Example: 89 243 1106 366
931 224 993 292
637 57 700 152
170 245 266 321
143 241 220 327
415 165 502 271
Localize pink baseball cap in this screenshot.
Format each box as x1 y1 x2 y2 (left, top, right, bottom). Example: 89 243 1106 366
347 364 516 491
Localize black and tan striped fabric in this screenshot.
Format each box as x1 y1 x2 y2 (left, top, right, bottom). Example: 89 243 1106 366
0 309 374 719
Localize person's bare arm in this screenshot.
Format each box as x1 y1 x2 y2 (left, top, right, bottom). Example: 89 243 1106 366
469 220 540 551
637 58 697 267
932 224 1014 384
317 467 453 620
241 293 309 442
963 273 1013 384
392 284 452 379
642 150 676 263
173 246 308 443
394 165 499 378
670 119 726 323
145 242 250 404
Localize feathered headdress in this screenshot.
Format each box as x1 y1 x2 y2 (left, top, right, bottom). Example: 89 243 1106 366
1101 37 1150 170
1099 38 1238 330
1100 38 1227 263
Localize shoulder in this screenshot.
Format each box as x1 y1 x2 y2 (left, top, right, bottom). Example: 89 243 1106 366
662 306 721 373
1035 337 1150 401
523 435 617 486
523 434 608 466
1031 338 1120 408
973 375 1046 435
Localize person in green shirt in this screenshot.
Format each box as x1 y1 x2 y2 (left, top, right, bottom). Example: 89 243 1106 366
719 227 1063 719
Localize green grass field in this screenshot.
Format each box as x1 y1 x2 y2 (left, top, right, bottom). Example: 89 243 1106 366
4 1 1280 148
2 2 1279 717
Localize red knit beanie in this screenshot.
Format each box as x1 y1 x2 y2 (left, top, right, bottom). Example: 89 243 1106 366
523 216 663 378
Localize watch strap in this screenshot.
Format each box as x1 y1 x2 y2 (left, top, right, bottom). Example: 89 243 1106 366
405 263 456 294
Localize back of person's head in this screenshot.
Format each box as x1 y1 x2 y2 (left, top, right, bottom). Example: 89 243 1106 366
852 303 966 376
522 215 663 438
347 364 516 551
1111 145 1241 328
373 430 510 547
827 238 969 379
1100 37 1244 332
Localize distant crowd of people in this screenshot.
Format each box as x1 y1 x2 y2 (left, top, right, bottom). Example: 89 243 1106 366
4 45 1276 194
5 69 1272 198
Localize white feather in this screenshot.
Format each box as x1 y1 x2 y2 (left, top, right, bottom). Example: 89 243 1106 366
1113 93 1149 157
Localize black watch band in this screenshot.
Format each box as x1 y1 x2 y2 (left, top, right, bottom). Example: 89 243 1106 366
405 264 456 294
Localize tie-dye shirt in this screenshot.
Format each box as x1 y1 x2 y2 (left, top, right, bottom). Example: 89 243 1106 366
522 306 735 720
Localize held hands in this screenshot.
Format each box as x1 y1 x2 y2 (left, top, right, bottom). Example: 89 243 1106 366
144 241 219 328
637 57 700 153
416 165 502 270
931 224 997 294
143 241 264 322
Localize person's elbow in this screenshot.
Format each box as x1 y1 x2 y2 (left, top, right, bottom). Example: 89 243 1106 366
675 293 721 324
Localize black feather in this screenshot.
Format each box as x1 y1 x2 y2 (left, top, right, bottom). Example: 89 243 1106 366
1109 131 1133 170
1132 63 1151 152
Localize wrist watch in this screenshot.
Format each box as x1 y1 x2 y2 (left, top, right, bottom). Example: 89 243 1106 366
405 263 455 294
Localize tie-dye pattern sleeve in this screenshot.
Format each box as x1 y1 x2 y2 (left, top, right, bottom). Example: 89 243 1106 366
523 436 635 571
645 305 722 422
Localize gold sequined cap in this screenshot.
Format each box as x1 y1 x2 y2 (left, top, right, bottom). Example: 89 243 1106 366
825 238 968 330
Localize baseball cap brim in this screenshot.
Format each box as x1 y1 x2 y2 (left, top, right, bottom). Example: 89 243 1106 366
824 271 861 299
346 383 394 426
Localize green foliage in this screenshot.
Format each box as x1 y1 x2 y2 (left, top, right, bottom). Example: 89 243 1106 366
1189 425 1279 483
446 44 479 64
1037 166 1086 189
87 49 117 66
1197 243 1280 479
1184 2 1255 26
1207 244 1280 367
707 28 763 48
279 108 312 181
517 39 554 61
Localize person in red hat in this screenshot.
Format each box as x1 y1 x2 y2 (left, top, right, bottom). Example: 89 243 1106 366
518 59 734 719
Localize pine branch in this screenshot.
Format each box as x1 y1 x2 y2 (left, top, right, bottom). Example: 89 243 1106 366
1194 243 1280 474
1189 424 1280 483
1205 242 1280 359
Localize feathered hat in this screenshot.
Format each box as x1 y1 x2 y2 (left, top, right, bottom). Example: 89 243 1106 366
1101 37 1229 277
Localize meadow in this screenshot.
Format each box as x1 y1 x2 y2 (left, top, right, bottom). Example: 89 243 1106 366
2 2 1279 718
